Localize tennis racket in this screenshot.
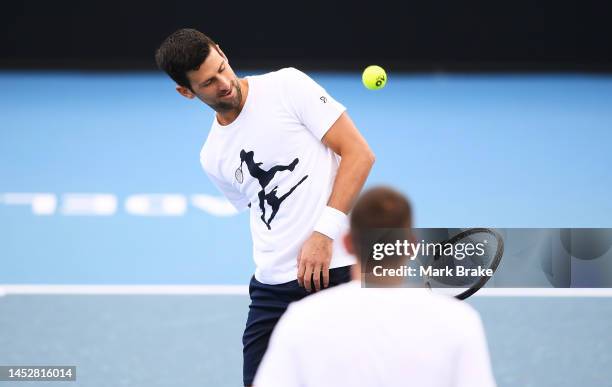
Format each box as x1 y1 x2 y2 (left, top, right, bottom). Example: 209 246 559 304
420 228 504 300
235 162 244 184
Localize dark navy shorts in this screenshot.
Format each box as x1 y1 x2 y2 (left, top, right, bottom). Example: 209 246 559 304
242 265 353 386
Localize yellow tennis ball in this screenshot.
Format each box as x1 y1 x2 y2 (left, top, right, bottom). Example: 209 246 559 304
362 65 387 90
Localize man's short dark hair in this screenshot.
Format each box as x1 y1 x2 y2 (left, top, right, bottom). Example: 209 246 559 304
155 28 217 90
350 186 413 266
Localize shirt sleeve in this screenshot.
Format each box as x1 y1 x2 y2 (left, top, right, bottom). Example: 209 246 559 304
455 310 497 387
280 67 346 140
203 170 250 213
253 305 303 387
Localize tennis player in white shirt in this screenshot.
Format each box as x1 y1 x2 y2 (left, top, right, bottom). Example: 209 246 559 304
155 28 375 386
254 186 496 387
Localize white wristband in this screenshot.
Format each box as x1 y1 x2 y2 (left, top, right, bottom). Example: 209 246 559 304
313 206 348 240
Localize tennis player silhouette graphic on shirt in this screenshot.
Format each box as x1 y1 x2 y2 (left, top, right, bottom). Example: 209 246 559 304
239 150 309 230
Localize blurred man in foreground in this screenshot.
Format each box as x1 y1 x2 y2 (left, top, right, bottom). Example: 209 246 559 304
254 186 496 387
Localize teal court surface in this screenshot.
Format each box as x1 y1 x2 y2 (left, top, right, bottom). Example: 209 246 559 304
1 71 612 386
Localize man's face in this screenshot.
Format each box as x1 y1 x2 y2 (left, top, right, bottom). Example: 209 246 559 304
177 45 242 112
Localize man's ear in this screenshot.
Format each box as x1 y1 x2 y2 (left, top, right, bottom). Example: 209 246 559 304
176 85 195 99
409 230 417 246
343 233 355 255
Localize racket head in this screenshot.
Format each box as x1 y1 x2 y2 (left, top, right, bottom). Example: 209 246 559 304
235 166 243 183
420 228 504 300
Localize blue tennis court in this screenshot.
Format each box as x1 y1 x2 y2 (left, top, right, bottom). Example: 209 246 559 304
1 71 612 386
1 295 612 386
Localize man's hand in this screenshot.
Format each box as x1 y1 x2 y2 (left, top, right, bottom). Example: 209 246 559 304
297 232 333 292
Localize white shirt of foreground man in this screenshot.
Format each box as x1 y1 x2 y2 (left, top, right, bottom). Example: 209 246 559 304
254 281 496 387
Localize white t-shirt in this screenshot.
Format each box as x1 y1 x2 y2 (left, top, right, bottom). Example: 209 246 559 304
200 68 355 284
254 281 496 387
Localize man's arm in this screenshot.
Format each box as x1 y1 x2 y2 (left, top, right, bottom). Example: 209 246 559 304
321 112 375 213
297 112 375 291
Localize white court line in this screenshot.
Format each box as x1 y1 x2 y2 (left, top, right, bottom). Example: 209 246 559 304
475 288 612 297
0 285 249 295
1 285 612 297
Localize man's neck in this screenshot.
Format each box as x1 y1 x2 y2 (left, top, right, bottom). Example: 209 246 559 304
216 78 249 126
352 264 411 288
